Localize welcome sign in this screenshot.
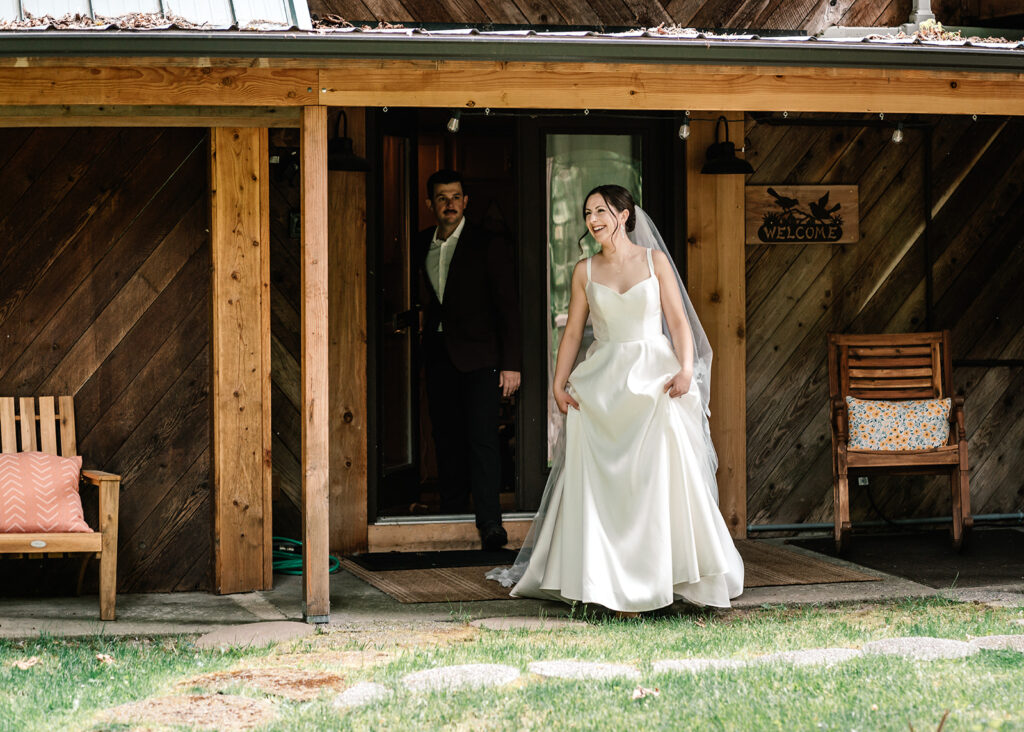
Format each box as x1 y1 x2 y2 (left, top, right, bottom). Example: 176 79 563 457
745 185 859 245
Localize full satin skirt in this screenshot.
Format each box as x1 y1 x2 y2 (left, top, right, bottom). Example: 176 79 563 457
510 334 744 612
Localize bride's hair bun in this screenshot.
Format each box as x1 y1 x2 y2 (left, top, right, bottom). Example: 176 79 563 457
582 185 636 232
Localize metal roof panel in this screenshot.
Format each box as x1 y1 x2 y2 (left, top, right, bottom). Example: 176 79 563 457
22 0 90 19
163 0 233 27
92 0 161 16
0 0 20 21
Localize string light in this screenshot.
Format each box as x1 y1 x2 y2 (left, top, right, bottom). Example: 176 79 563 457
446 110 461 133
678 111 691 140
892 123 904 144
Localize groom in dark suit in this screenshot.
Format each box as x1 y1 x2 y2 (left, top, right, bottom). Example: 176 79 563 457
416 169 521 550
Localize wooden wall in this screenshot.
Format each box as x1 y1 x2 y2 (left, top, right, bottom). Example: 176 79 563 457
745 113 1024 528
314 0 908 33
0 127 213 593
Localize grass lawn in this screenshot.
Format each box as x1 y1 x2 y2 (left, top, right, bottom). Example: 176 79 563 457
2 597 1023 731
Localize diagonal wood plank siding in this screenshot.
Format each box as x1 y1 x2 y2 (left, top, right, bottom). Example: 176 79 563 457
745 114 1024 529
0 127 212 593
268 163 305 541
316 0 907 32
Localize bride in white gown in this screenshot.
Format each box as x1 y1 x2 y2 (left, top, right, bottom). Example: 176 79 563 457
488 185 743 613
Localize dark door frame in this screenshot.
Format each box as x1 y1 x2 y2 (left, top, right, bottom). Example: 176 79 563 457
367 109 687 523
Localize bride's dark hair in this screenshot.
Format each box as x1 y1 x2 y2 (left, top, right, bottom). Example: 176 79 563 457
578 185 637 251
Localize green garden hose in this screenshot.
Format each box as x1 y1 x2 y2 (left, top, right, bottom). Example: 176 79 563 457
272 536 341 575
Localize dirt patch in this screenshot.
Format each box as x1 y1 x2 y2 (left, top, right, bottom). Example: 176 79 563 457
179 667 346 700
270 649 393 669
312 622 479 651
102 694 277 730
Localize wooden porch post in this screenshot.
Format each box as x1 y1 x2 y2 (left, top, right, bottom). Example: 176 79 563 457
686 113 748 540
301 105 331 622
328 108 369 555
210 127 274 593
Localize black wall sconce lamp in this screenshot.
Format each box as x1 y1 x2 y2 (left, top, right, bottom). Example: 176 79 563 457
701 115 754 175
328 110 370 172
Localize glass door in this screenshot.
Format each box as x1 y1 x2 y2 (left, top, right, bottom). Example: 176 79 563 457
518 117 679 511
544 134 644 460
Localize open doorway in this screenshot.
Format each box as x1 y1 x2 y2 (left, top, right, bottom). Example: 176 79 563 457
368 108 683 535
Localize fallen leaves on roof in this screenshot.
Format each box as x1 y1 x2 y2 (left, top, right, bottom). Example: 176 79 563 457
0 11 211 30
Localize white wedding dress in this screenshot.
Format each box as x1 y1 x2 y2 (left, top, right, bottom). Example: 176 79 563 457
506 250 744 612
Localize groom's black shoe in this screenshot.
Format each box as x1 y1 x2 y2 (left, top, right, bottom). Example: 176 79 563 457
480 524 508 551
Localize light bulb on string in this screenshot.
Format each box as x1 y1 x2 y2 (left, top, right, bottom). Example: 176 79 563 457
892 123 904 144
678 111 691 140
446 111 461 134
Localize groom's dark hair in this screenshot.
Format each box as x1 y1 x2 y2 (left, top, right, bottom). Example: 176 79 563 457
426 169 464 198
578 185 637 251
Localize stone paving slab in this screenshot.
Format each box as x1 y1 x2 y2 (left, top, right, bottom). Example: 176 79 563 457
862 637 977 661
970 635 1024 652
528 660 640 681
652 658 747 673
402 663 520 692
756 648 861 667
470 616 587 631
332 682 391 709
1014 619 1024 627
195 621 316 650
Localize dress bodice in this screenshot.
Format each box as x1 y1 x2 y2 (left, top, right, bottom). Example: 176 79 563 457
585 250 663 343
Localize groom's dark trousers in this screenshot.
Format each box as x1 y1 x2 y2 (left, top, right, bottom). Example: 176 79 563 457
416 223 521 530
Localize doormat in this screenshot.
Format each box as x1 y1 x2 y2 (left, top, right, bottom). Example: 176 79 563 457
347 549 519 572
339 560 513 603
791 528 1024 589
339 541 877 604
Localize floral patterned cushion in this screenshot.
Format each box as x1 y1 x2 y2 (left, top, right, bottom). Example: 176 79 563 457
845 396 951 451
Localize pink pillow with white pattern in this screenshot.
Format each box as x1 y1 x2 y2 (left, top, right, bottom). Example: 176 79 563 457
0 452 91 533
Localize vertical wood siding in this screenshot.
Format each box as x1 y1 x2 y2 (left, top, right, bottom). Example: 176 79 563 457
0 127 212 593
745 114 1024 528
315 0 908 33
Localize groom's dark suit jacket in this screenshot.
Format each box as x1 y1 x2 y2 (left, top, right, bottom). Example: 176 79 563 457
415 222 521 374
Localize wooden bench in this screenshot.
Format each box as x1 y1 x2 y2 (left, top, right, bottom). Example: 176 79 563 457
827 331 971 553
0 396 120 620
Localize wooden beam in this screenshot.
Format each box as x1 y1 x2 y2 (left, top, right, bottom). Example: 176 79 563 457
300 105 331 623
319 61 1024 116
0 67 317 107
328 108 369 555
211 126 273 593
0 105 302 127
686 114 748 540
0 62 1018 116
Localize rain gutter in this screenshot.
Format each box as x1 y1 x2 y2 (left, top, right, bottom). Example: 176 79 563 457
0 31 1022 74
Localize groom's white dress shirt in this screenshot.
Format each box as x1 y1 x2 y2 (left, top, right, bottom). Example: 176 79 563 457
425 217 465 331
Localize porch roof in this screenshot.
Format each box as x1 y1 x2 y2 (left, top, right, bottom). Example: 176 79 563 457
0 24 1022 75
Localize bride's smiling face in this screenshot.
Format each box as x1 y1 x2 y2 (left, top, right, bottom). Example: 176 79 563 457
584 193 628 246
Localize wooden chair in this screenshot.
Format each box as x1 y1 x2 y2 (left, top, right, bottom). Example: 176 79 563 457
827 331 971 553
0 396 120 620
